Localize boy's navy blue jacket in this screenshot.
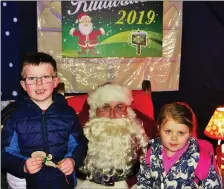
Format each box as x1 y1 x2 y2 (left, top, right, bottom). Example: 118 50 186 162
1 93 88 189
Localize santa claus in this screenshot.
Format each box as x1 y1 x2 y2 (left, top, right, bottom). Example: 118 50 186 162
76 84 148 189
69 12 105 55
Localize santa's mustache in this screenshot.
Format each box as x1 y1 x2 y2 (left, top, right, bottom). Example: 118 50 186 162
84 117 137 139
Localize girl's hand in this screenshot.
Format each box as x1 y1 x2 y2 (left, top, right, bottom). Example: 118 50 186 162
24 157 44 174
57 158 75 175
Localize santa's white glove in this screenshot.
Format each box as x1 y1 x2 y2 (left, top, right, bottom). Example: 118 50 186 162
69 28 76 35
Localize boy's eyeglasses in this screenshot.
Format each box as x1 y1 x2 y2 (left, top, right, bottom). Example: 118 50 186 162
23 75 57 85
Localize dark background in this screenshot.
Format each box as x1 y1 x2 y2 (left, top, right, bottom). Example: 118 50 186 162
2 2 224 144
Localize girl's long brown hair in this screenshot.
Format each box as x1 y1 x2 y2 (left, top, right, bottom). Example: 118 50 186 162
157 102 197 137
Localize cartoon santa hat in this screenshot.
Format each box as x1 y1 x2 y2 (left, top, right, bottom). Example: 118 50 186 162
87 84 133 118
75 12 91 23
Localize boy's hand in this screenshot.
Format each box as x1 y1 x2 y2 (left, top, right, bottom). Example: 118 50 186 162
57 158 75 175
24 157 44 174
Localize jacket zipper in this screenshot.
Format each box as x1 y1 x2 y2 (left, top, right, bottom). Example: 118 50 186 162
42 111 49 154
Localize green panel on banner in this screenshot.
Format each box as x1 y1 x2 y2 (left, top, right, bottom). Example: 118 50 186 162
62 1 163 58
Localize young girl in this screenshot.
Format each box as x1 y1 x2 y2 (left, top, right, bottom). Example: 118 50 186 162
137 102 222 189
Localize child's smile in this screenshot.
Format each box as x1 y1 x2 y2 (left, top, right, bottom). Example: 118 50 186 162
169 143 178 148
36 89 45 94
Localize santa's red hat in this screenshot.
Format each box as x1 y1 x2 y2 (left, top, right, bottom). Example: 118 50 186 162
76 12 91 23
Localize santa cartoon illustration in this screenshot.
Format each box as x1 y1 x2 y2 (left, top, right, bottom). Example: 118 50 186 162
69 12 105 55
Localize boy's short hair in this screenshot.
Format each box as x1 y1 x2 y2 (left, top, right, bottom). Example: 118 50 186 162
142 80 151 91
21 52 57 77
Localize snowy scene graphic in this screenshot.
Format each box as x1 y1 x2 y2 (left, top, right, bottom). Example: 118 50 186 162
62 1 163 58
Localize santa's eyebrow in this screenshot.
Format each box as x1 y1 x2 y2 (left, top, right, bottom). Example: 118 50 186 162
102 103 110 106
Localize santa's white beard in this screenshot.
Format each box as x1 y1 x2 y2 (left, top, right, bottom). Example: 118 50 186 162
82 117 148 179
79 22 93 35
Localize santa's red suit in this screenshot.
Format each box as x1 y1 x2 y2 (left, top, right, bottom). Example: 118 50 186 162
69 28 105 48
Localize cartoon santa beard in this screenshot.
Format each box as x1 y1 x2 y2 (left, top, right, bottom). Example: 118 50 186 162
82 115 148 180
79 22 93 36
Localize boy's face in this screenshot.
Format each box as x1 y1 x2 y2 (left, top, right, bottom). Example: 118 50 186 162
20 63 59 107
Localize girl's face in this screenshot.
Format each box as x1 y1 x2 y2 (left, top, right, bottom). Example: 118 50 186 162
160 119 191 157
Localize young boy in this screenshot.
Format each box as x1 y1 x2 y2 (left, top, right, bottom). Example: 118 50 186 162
1 52 88 189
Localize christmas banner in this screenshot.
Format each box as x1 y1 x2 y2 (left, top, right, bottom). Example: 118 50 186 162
62 1 163 58
38 1 182 92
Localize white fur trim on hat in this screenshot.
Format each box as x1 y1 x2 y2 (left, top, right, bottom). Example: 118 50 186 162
76 15 91 23
88 84 133 118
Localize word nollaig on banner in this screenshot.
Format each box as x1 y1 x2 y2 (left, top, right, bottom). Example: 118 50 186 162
62 1 163 58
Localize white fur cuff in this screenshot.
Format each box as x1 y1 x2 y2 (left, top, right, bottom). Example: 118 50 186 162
100 28 105 35
69 28 76 35
76 179 128 189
